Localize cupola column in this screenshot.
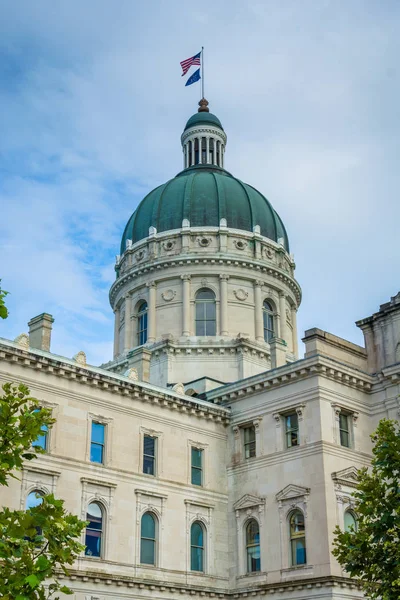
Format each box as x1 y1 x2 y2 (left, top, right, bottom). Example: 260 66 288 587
254 280 264 341
291 306 299 358
191 140 195 166
206 136 210 164
124 294 132 352
181 275 191 336
113 307 121 358
147 281 157 343
219 274 229 336
279 292 286 343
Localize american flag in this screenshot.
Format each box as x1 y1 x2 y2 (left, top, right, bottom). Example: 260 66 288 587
180 51 201 76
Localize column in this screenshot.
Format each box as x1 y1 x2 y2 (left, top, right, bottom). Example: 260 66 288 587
113 307 121 358
219 274 229 336
147 281 157 343
279 292 286 342
184 144 188 168
221 145 225 168
124 294 132 352
254 280 264 341
181 275 191 336
206 136 210 164
191 139 195 166
291 305 298 358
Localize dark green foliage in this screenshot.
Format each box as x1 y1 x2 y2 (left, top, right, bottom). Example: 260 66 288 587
0 383 86 599
0 281 8 319
333 419 400 600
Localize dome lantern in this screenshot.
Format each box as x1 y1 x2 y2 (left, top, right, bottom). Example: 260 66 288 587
181 99 227 169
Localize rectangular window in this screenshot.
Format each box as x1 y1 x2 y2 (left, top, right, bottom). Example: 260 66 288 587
90 422 105 464
143 435 156 475
32 409 48 451
243 426 256 459
191 447 203 486
339 413 350 447
285 413 299 448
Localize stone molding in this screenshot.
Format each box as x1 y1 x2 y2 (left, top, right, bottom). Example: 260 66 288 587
0 341 230 426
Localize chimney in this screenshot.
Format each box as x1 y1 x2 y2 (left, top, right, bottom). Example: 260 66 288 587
28 313 54 352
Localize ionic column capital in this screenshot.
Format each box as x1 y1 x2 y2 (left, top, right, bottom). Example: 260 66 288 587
219 274 230 281
254 279 263 288
146 280 156 288
181 274 191 281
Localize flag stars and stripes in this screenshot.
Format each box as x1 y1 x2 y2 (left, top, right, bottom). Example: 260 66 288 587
180 51 201 76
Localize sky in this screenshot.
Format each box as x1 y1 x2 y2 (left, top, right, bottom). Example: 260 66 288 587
1 0 399 365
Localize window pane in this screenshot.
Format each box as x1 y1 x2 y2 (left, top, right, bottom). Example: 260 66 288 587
90 443 104 464
286 414 298 431
191 546 204 571
344 511 357 532
191 522 203 547
144 436 155 457
197 289 214 300
87 503 102 527
339 413 349 432
205 320 216 336
292 539 306 565
141 513 156 538
340 430 350 447
26 491 44 510
247 546 261 572
33 432 47 450
205 302 216 320
85 528 101 557
290 511 305 535
91 422 105 444
141 538 155 565
192 467 202 486
246 520 259 544
244 427 255 443
192 448 203 468
245 441 256 458
196 302 204 319
143 456 155 475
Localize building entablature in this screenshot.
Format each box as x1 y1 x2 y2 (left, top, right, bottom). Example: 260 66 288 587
0 339 230 425
206 353 375 405
110 227 300 308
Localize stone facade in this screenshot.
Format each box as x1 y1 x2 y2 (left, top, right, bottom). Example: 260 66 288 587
1 101 399 600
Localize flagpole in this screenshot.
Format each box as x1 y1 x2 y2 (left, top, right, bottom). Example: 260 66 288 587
201 46 204 99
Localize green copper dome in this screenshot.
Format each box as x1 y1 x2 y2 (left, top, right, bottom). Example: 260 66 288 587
121 165 289 253
184 111 223 132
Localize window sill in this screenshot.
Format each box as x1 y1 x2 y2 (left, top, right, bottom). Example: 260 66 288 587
236 571 267 580
281 565 313 579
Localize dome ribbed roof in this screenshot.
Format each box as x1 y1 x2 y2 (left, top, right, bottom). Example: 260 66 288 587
121 165 289 253
184 112 223 131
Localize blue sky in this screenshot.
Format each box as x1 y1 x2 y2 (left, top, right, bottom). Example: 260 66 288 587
1 0 399 365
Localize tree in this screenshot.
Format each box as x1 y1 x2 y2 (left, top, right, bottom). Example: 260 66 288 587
0 280 8 319
0 382 87 599
333 419 400 600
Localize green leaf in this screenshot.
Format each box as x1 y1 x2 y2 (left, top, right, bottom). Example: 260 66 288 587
25 574 39 588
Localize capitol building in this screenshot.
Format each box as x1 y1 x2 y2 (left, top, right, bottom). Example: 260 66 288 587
1 99 399 600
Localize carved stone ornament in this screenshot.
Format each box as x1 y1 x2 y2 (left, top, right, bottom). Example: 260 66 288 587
172 382 185 395
162 240 175 251
286 308 292 324
124 367 139 381
120 309 125 324
234 289 249 302
201 278 208 287
135 249 145 262
14 333 30 350
197 236 211 247
161 289 176 302
73 351 87 366
263 247 274 260
233 239 247 250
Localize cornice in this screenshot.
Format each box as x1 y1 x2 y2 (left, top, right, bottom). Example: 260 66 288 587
207 354 375 405
181 126 227 144
0 342 230 426
57 570 362 598
110 253 301 306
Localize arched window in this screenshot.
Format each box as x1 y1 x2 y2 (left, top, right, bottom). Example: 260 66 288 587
85 502 103 558
195 289 216 336
26 490 44 510
289 510 306 566
263 300 274 342
141 512 156 565
344 510 357 532
137 301 148 345
191 521 205 572
246 519 260 573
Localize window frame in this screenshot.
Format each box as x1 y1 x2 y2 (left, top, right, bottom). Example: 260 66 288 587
84 501 104 559
289 510 307 567
339 412 351 448
190 520 205 572
245 518 261 573
243 425 256 459
344 509 358 532
195 288 217 337
143 435 156 476
284 412 299 449
140 511 157 566
32 408 49 452
90 421 106 465
137 301 148 346
191 446 203 487
262 299 275 343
